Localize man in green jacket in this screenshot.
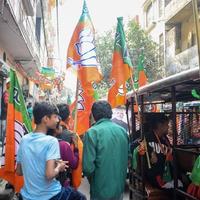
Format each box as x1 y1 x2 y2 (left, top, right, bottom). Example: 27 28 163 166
83 101 128 200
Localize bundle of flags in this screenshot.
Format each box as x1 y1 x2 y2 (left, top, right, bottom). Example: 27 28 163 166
66 0 102 135
107 17 148 109
67 3 149 135
0 69 32 192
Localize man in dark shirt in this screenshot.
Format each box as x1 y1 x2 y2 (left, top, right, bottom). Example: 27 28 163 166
144 113 172 188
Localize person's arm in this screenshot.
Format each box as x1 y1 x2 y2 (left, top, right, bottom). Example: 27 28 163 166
45 159 68 181
16 163 23 176
83 129 97 177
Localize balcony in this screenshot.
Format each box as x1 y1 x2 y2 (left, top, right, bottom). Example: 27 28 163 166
165 0 192 25
0 0 45 76
165 45 199 76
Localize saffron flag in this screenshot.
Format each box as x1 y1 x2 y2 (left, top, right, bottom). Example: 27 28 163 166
67 0 102 83
134 52 147 89
67 0 101 135
69 80 97 135
0 69 32 192
108 17 133 108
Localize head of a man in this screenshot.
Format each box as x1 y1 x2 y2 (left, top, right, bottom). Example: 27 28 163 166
57 103 70 123
91 101 112 122
150 113 169 137
33 102 59 129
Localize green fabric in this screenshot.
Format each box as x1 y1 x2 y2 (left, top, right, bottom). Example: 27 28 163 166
67 95 72 105
40 67 55 78
79 0 92 24
132 147 138 170
9 69 32 132
134 52 145 89
163 161 172 182
83 118 128 199
190 155 200 185
114 17 133 68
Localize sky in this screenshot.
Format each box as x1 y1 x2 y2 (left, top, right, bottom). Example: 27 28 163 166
57 0 141 95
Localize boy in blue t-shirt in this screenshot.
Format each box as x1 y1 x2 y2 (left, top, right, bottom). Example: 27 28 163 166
16 102 85 200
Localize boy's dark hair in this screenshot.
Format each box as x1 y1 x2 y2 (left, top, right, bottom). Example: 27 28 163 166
146 113 169 130
33 102 59 124
92 101 112 122
57 103 70 121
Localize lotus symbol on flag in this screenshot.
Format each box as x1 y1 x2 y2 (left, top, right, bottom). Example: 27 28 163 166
68 28 97 68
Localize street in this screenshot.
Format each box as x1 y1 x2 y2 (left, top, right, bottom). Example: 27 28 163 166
79 178 129 200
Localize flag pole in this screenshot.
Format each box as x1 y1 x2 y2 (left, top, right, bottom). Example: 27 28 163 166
129 69 151 169
73 77 79 133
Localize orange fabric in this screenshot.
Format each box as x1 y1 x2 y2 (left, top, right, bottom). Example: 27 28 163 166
0 104 24 192
72 135 83 189
0 169 24 192
108 51 132 108
67 3 102 135
77 64 102 84
67 18 102 84
68 81 95 135
138 70 147 87
75 81 95 135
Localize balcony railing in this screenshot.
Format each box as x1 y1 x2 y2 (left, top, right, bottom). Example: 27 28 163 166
166 45 199 76
165 0 192 22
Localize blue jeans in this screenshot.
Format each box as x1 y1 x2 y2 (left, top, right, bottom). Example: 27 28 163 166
90 193 123 200
50 187 86 200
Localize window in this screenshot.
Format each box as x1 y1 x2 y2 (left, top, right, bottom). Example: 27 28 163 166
175 23 181 54
146 3 153 27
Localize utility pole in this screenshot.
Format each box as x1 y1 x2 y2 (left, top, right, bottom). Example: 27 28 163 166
192 0 200 75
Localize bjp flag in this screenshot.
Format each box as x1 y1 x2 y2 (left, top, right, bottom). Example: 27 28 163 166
0 69 32 192
108 17 133 108
67 0 102 83
67 0 102 135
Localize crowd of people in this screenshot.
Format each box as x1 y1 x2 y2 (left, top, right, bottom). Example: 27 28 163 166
15 100 129 200
2 79 195 200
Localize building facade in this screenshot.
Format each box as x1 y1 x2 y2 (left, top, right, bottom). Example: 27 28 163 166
140 0 199 77
0 0 58 141
0 0 56 100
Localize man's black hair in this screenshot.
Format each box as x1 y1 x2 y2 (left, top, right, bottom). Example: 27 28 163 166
92 101 112 122
33 102 59 124
146 113 169 130
57 103 70 121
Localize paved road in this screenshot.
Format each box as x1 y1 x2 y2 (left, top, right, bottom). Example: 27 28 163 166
0 177 129 199
78 178 129 200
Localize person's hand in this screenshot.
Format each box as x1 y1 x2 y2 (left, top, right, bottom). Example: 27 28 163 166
56 160 68 172
150 152 158 164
